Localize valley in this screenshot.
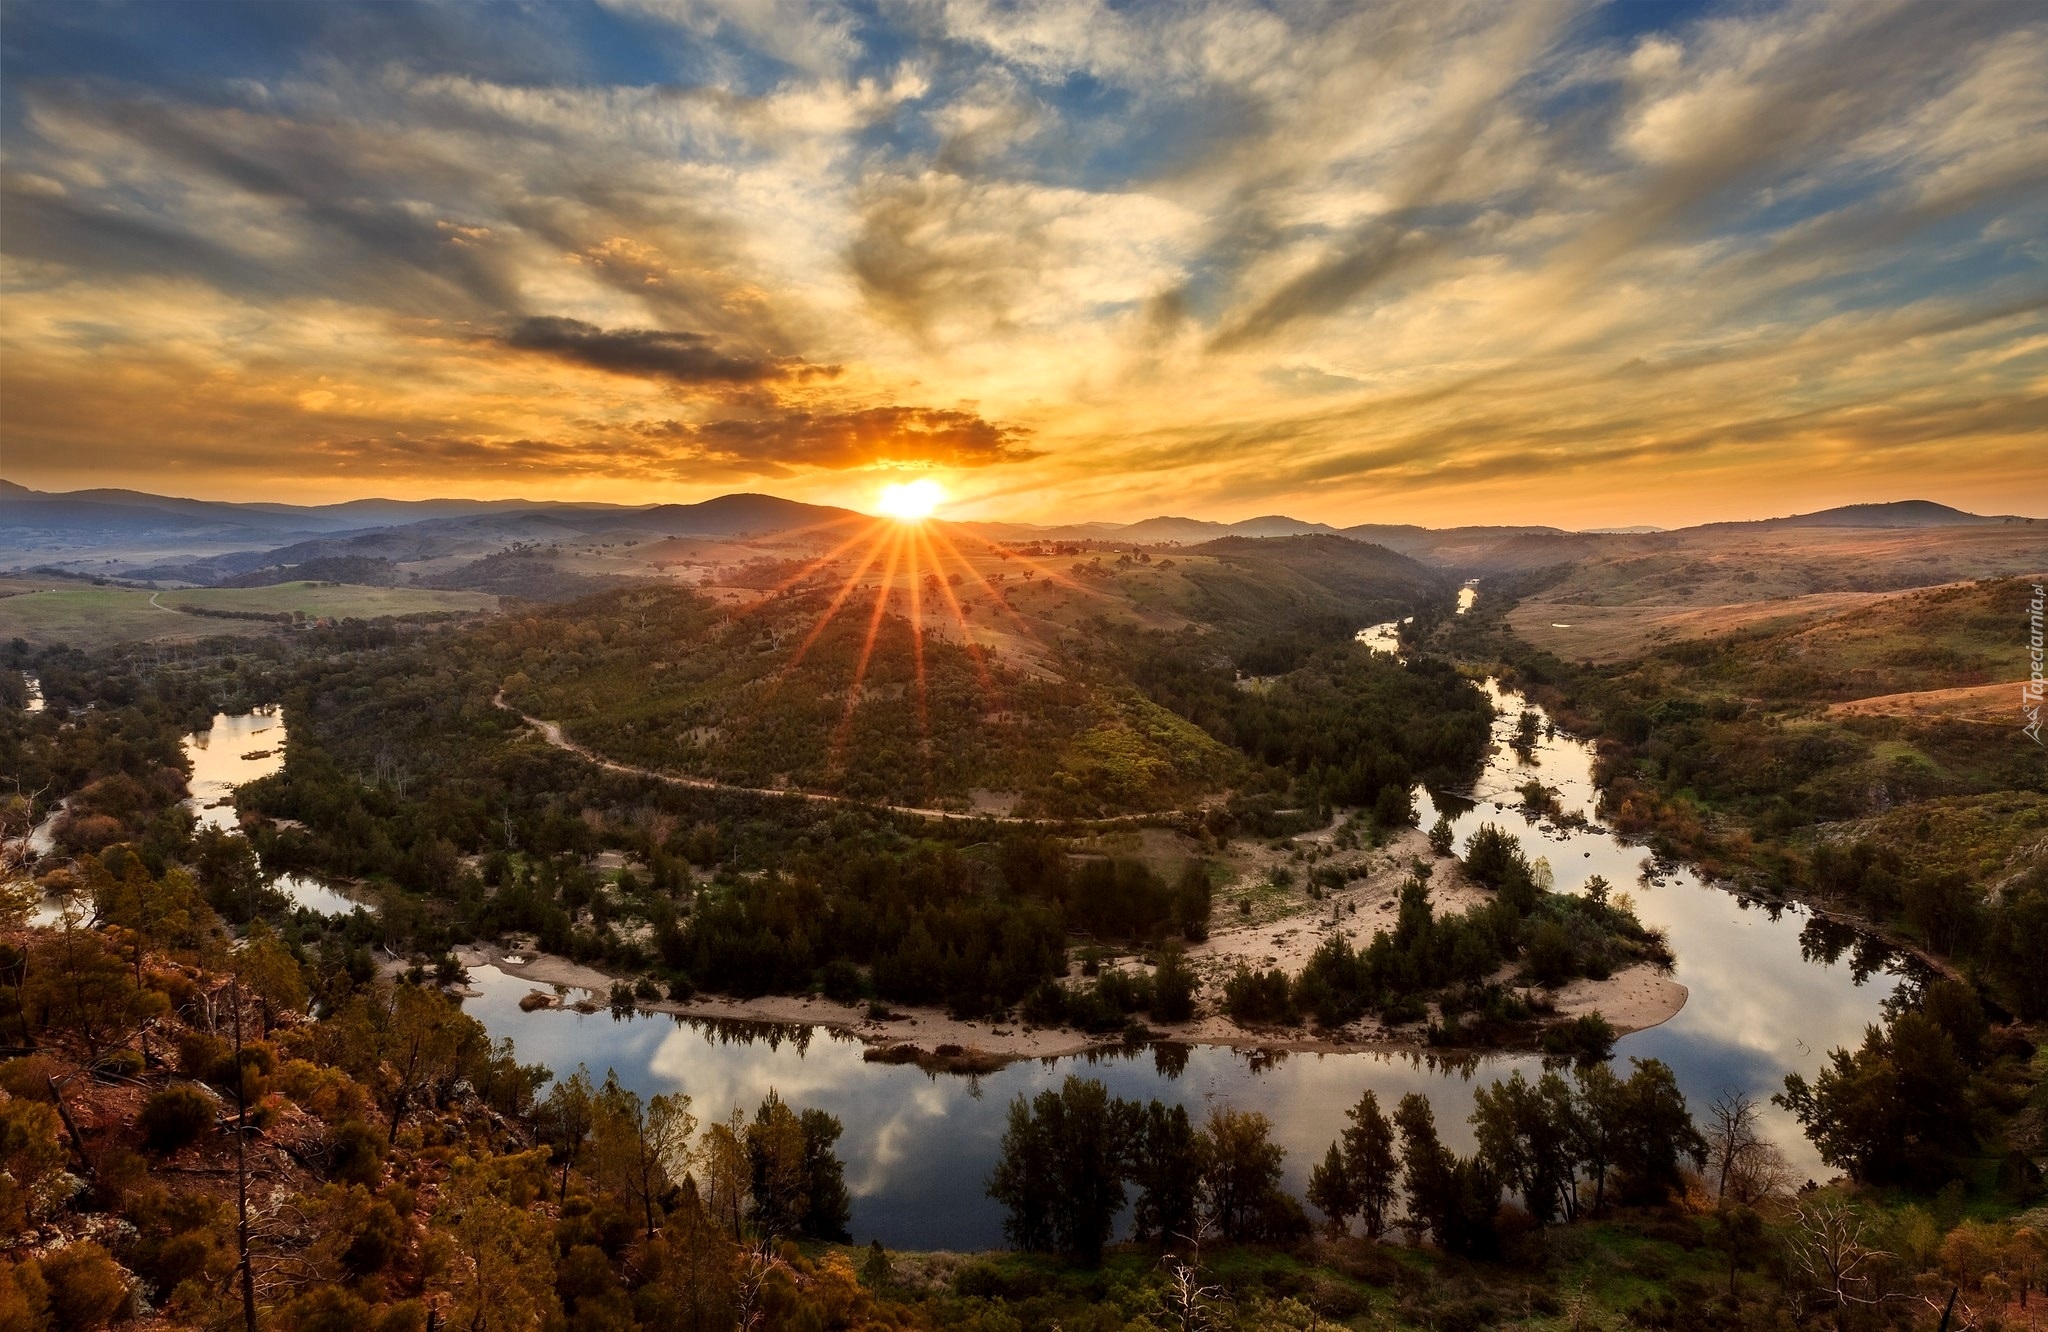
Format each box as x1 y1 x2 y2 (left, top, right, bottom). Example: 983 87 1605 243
4 488 2043 1329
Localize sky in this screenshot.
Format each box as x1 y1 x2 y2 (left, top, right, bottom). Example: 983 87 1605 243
2 0 2044 528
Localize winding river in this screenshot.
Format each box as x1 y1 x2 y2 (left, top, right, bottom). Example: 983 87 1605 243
130 598 1907 1249
449 603 1908 1250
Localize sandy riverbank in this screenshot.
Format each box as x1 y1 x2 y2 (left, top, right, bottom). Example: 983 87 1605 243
453 832 1689 1065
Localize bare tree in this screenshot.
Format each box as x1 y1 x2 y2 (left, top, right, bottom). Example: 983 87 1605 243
1157 1220 1228 1332
1784 1195 1896 1331
1706 1091 1762 1202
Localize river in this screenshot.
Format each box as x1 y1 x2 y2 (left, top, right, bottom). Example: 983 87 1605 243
447 602 1909 1250
48 596 1898 1245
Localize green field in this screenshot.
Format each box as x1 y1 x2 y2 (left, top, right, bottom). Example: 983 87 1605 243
0 579 500 648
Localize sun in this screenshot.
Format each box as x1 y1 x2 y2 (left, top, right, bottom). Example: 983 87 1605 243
876 478 946 522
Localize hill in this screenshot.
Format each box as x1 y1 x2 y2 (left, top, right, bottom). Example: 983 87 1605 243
635 492 864 537
1176 534 1447 629
1710 500 2027 530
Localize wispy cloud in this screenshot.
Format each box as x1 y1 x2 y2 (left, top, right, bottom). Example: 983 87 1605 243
0 0 2041 522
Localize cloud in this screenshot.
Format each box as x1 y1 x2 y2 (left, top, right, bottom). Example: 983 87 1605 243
1 0 2043 523
640 404 1038 469
502 316 830 384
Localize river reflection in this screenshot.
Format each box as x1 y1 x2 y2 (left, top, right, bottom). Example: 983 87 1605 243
460 629 1910 1249
183 709 286 832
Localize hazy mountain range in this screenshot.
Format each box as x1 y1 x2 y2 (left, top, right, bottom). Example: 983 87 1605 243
1 480 2034 594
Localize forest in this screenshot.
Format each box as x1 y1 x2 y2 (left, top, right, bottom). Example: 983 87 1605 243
4 855 2042 1332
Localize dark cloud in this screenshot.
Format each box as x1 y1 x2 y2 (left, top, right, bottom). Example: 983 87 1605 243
502 317 834 385
638 405 1038 470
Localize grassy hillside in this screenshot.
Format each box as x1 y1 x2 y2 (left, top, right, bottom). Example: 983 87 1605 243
497 585 1242 815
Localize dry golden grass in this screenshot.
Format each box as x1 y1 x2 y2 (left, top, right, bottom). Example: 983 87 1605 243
1509 526 2048 663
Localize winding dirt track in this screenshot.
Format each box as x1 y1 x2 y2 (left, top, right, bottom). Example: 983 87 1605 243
491 691 1167 828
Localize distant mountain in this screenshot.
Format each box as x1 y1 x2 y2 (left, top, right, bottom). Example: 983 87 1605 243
0 481 649 537
635 493 864 537
1710 500 2024 530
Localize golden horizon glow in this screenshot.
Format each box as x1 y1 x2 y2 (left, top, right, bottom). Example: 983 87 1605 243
875 479 946 523
1 2 2043 528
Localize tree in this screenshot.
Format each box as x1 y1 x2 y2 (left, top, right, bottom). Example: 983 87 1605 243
1706 1203 1770 1298
1309 1089 1399 1238
1472 1070 1581 1224
1608 1058 1706 1205
986 1076 1134 1265
533 1066 596 1203
0 1099 66 1234
233 921 308 1037
1341 1089 1399 1239
745 1091 810 1238
1131 1101 1201 1247
1394 1093 1455 1246
1152 945 1197 1022
1307 1142 1357 1236
696 1110 752 1240
1571 1062 1624 1214
1704 1090 1771 1204
641 1181 739 1332
797 1107 852 1242
429 1152 562 1332
323 982 476 1146
588 1073 695 1239
1197 1106 1299 1242
1777 1011 1972 1186
1783 1194 1892 1332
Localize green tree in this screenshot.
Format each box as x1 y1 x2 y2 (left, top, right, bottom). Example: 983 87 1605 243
1608 1058 1706 1205
986 1075 1134 1265
533 1066 596 1203
1394 1093 1455 1247
588 1073 696 1239
1777 1010 1972 1186
1197 1106 1298 1242
1472 1070 1582 1223
797 1107 852 1242
745 1091 810 1238
1307 1141 1357 1235
1130 1101 1201 1247
1341 1089 1399 1239
1151 944 1197 1023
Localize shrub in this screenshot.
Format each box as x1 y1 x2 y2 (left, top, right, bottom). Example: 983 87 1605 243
92 1049 144 1079
138 1084 215 1153
819 959 863 1004
1540 1013 1618 1061
1222 965 1296 1025
1151 947 1197 1023
0 1054 60 1101
1524 920 1575 988
176 1031 232 1082
41 1242 128 1331
328 1118 387 1187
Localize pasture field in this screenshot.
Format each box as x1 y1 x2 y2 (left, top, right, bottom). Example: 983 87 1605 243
0 578 499 648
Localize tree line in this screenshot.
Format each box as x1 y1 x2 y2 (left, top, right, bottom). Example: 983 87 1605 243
989 1056 1708 1268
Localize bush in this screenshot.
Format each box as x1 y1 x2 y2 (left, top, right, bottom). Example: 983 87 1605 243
1151 947 1197 1023
41 1242 128 1331
819 958 863 1004
138 1084 215 1153
176 1031 232 1082
1222 965 1296 1025
92 1049 144 1079
328 1118 387 1187
1524 920 1575 988
1540 1013 1618 1061
0 1054 60 1101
